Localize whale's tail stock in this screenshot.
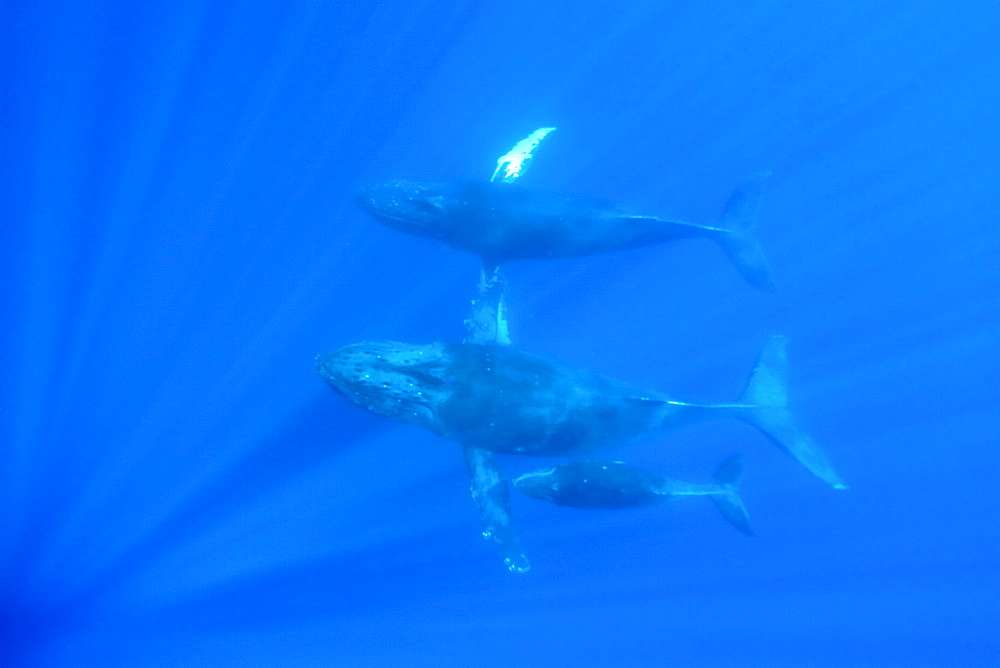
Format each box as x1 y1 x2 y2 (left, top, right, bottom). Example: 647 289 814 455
708 172 777 292
735 336 848 490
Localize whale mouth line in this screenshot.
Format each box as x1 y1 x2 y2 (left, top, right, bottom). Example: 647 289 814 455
372 209 436 233
388 214 426 228
332 379 440 425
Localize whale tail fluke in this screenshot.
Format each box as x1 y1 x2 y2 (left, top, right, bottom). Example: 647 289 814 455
710 172 777 292
736 336 848 489
708 454 755 536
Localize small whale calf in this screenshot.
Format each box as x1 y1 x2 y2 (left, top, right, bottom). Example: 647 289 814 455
514 455 754 536
356 175 776 291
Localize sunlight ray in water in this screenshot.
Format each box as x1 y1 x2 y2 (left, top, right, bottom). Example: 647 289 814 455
100 429 468 609
27 235 422 596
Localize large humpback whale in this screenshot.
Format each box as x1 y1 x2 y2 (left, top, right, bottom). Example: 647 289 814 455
356 175 776 291
316 336 845 489
513 455 754 536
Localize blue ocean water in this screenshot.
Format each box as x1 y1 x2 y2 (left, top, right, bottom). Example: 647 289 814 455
2 1 998 664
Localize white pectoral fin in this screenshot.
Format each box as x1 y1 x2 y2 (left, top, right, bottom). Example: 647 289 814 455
464 266 511 346
491 127 556 183
462 445 530 573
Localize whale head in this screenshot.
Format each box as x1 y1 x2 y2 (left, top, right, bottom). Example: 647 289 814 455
356 180 461 240
316 341 453 429
512 468 561 502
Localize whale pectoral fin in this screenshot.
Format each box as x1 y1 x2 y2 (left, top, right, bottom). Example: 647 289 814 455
462 445 530 573
464 266 511 346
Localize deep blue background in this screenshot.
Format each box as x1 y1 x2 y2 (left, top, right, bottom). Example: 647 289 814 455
2 1 998 665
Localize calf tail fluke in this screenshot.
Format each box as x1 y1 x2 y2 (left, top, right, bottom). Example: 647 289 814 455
708 454 755 536
711 172 777 292
737 336 848 489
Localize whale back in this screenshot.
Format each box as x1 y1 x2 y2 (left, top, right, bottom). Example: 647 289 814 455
517 460 667 509
436 343 668 456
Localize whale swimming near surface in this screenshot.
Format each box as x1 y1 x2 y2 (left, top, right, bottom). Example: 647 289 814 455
513 455 754 536
316 336 845 489
356 174 776 291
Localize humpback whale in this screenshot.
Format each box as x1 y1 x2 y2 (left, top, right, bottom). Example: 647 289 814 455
514 455 754 536
356 175 776 291
316 336 845 489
